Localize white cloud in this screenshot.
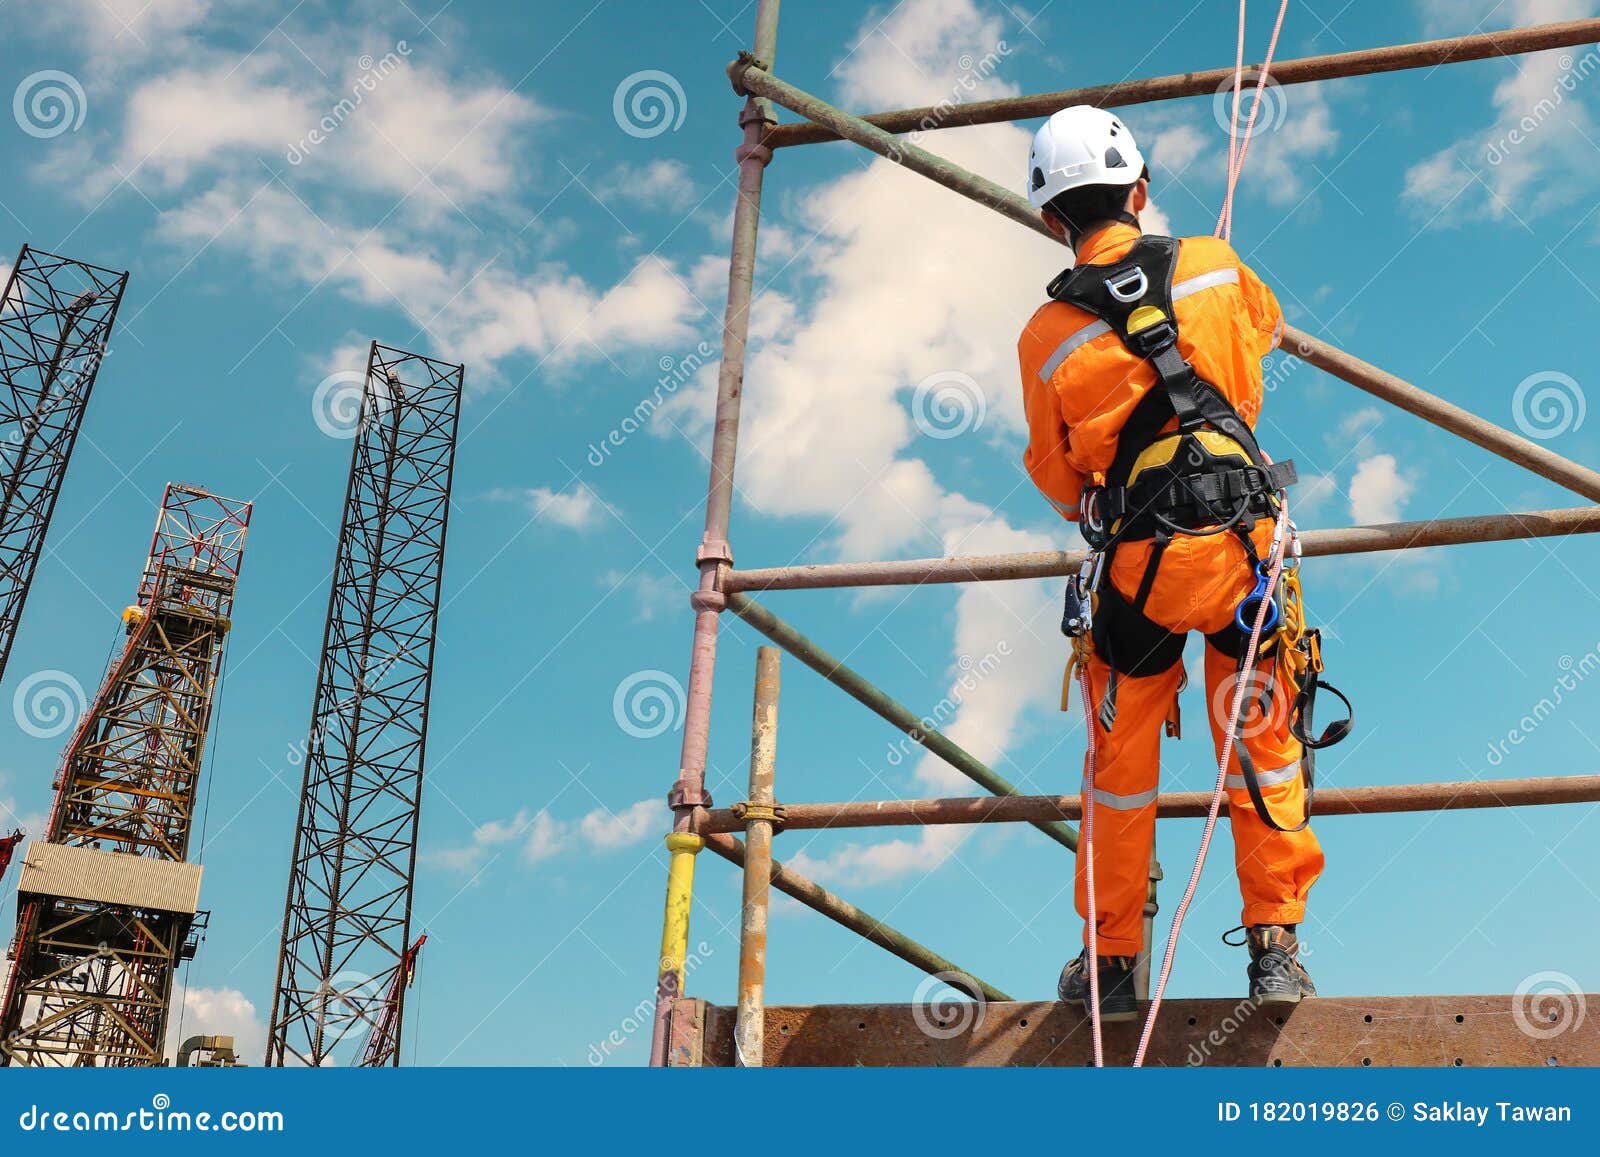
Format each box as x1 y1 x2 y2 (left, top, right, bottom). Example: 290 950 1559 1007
1404 0 1598 221
1349 453 1414 524
596 160 699 213
166 985 265 1066
601 569 684 621
118 63 314 188
431 798 660 872
156 180 703 377
44 0 210 67
491 484 607 529
333 62 542 204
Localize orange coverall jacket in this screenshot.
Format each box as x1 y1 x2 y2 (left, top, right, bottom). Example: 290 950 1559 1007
1017 223 1322 954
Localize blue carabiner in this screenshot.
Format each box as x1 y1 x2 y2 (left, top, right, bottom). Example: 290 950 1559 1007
1234 563 1282 635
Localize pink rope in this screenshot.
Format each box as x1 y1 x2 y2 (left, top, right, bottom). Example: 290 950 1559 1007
1078 662 1105 1067
1132 498 1290 1068
1216 0 1291 241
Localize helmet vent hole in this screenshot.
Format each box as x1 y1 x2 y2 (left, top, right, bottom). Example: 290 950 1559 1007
1104 147 1126 169
1031 166 1046 190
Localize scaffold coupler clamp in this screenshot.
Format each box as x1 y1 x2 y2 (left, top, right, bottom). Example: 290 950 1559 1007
731 801 787 832
727 51 771 96
669 779 713 810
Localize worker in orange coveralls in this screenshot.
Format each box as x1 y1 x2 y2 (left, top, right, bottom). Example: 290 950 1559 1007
1017 106 1326 1021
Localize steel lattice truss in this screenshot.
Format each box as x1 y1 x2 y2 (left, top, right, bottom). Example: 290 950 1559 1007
0 485 251 1067
268 343 462 1067
0 246 127 682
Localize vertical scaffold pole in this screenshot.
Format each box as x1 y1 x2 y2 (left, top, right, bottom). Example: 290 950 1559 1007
649 0 781 1066
734 647 780 1066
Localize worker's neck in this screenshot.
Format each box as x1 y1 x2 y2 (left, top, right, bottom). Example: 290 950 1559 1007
1073 219 1141 254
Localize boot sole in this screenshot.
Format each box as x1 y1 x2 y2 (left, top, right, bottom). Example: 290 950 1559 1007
1067 997 1139 1022
1252 990 1305 1006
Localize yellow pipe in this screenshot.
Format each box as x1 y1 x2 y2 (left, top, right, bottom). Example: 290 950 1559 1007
656 833 704 991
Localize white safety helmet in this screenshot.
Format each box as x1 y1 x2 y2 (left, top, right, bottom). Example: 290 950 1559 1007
1026 105 1146 209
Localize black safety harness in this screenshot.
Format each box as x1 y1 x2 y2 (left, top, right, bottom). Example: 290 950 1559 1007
1049 236 1349 832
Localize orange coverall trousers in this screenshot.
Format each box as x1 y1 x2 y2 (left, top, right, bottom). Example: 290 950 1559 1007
1077 520 1324 956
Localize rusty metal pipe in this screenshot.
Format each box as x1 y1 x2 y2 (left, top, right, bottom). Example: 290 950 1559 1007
651 0 782 1070
726 594 1078 851
705 832 1012 1003
764 19 1600 147
1284 327 1600 503
723 506 1600 592
734 648 780 1067
698 775 1600 832
734 61 1056 242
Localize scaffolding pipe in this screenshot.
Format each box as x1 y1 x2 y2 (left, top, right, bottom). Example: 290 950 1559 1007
734 648 780 1067
651 0 781 1070
1284 327 1600 504
726 593 1079 851
764 19 1600 147
698 775 1600 832
705 833 1011 1003
723 505 1600 592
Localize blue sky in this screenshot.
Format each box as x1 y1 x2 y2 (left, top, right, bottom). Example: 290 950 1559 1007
2 0 1599 1066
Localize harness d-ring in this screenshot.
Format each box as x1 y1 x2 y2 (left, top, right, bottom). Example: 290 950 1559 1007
1234 561 1282 634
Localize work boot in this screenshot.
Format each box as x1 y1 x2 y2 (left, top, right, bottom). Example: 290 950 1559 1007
1057 949 1139 1022
1245 924 1317 1005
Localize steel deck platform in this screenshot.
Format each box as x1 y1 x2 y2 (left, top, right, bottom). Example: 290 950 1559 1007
669 996 1599 1067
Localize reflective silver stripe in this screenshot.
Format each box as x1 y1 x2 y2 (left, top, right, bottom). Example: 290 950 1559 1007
1171 266 1240 301
1038 268 1238 383
1039 320 1110 382
1270 315 1283 350
1225 761 1300 792
1088 784 1159 811
1047 496 1079 521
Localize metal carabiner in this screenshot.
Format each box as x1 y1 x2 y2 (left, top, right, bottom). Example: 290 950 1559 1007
1234 561 1283 635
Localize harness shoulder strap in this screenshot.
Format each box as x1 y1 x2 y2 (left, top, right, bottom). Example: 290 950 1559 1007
1047 236 1271 479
